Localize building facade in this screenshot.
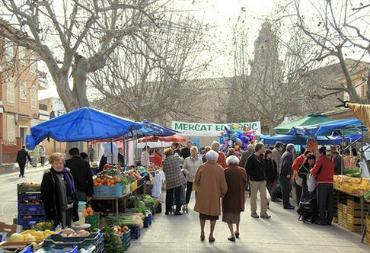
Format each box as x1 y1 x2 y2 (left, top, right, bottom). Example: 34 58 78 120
0 38 47 163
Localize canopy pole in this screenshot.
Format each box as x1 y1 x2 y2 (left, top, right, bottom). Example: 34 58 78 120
111 139 114 164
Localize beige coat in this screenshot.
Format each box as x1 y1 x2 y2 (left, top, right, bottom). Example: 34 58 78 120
194 161 228 216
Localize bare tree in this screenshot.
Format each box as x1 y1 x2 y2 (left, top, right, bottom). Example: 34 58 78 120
226 20 310 132
90 15 211 123
0 0 166 112
293 0 370 103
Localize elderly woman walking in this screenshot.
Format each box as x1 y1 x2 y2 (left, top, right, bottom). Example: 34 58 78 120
183 146 203 213
222 155 247 242
194 150 228 243
163 148 186 215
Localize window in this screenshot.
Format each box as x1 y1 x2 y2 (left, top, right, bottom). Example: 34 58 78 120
6 114 16 143
4 39 14 62
19 80 27 101
7 78 15 103
30 85 37 109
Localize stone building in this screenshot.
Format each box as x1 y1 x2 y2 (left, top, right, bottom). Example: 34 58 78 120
0 38 47 163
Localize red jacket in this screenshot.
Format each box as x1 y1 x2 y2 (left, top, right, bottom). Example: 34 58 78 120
151 154 163 167
217 152 227 168
310 156 334 184
292 155 305 172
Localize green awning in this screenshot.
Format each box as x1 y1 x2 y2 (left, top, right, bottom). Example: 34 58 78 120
274 114 331 135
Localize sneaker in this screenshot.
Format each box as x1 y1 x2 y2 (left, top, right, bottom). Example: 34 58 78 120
284 205 295 210
251 213 259 218
260 213 271 219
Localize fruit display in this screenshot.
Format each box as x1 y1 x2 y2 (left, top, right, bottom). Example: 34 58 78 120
60 228 90 238
102 225 125 253
83 206 95 217
345 167 361 177
33 222 54 231
113 225 130 237
7 229 56 243
334 175 370 196
93 173 123 187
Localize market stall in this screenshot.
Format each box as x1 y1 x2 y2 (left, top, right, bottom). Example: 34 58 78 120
0 108 172 252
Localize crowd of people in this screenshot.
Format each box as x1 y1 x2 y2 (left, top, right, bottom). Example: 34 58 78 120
29 139 351 239
149 139 345 243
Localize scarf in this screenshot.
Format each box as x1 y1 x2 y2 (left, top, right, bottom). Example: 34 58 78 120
54 168 76 196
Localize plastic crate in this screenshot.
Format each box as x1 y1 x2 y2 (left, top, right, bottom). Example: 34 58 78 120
121 231 131 251
18 204 45 215
18 215 47 229
20 245 33 253
43 230 102 249
18 193 42 203
93 184 124 198
127 225 140 240
17 183 41 193
144 215 151 228
85 214 100 230
40 246 79 253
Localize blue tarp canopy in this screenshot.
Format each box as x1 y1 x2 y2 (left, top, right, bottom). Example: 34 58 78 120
288 118 365 136
26 107 141 149
130 120 178 138
260 134 363 146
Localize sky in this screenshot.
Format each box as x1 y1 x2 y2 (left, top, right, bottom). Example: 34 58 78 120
39 0 275 99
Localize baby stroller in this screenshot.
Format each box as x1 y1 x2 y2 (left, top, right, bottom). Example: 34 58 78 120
297 197 319 223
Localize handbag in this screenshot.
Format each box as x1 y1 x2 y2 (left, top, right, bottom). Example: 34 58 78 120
295 163 306 187
307 166 322 193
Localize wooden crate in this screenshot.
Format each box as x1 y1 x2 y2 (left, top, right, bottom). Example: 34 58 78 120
347 199 370 209
347 224 361 233
346 208 363 217
333 217 338 224
346 214 364 225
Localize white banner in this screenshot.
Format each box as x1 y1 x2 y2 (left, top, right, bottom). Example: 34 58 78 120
172 121 261 136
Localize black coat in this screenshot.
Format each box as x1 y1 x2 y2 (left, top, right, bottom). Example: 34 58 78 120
41 168 78 226
280 151 293 178
180 147 191 159
264 159 278 184
245 154 266 181
65 156 94 197
16 149 31 165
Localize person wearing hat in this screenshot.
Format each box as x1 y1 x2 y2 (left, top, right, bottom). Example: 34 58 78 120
310 147 334 225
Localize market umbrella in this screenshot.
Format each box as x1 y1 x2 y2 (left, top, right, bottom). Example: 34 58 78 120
274 113 330 135
260 134 362 145
288 118 365 136
26 107 141 150
138 135 187 143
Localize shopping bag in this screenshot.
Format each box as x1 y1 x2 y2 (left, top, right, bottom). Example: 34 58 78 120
266 189 271 201
307 174 317 193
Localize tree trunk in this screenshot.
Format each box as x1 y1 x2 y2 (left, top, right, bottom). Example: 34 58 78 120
366 69 370 103
72 56 90 108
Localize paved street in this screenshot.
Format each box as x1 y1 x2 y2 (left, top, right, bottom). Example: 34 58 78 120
0 165 46 224
129 195 370 253
1 169 369 252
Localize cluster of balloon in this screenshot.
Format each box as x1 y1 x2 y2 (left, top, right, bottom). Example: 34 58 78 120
219 124 256 157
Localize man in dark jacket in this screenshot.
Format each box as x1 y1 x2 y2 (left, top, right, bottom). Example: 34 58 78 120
180 141 192 159
65 148 94 201
245 143 270 219
16 146 31 178
280 144 295 209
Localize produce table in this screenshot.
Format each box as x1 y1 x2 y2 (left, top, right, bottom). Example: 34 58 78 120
93 193 130 222
92 182 146 223
333 175 370 243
